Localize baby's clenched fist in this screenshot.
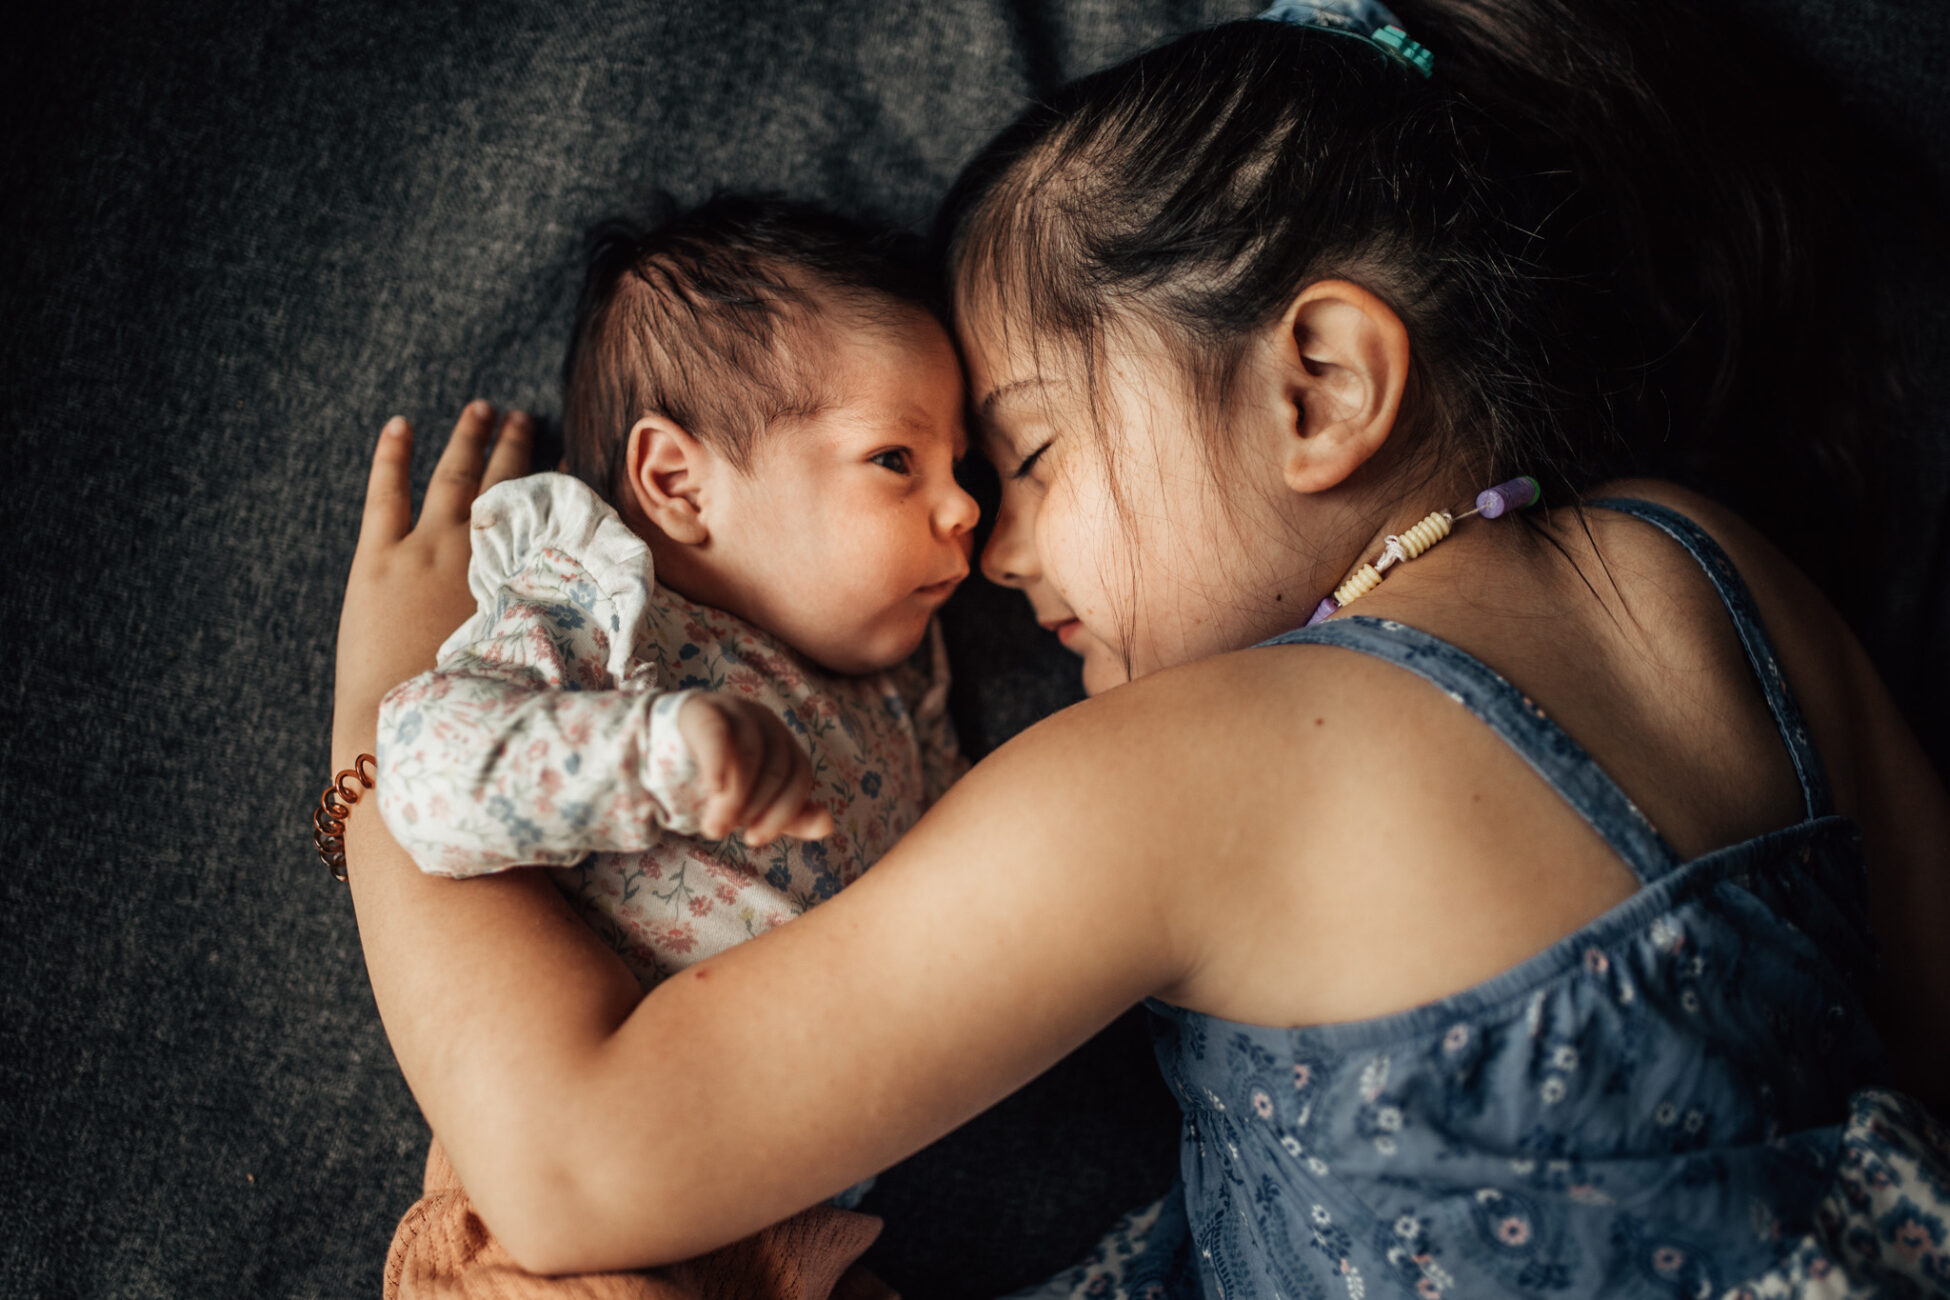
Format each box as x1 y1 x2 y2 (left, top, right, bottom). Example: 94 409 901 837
676 694 834 847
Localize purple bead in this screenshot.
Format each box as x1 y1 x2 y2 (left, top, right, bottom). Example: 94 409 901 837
1306 597 1339 626
1475 475 1541 520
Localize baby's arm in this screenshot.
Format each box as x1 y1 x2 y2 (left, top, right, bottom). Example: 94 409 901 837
376 599 703 876
377 581 826 877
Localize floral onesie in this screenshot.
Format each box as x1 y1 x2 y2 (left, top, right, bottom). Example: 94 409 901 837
375 472 964 989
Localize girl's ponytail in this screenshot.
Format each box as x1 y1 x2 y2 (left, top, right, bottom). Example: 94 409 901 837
946 0 1900 603
1391 0 1896 595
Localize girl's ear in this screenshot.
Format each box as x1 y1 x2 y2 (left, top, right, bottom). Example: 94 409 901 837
1275 280 1410 495
624 415 712 546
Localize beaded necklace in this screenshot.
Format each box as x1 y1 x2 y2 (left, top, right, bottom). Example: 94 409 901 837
1305 475 1541 626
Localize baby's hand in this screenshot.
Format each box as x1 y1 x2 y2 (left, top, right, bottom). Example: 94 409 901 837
676 694 834 847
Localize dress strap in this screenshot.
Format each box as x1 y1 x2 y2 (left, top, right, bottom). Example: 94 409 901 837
1585 498 1833 820
1259 617 1681 884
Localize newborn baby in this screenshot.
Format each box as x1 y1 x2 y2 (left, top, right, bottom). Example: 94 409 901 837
377 195 976 989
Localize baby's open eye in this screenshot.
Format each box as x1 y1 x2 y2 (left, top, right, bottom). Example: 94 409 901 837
869 448 912 475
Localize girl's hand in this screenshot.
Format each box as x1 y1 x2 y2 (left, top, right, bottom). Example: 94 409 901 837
677 693 835 847
333 402 531 762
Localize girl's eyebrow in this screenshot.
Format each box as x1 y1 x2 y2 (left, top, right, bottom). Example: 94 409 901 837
978 377 1046 419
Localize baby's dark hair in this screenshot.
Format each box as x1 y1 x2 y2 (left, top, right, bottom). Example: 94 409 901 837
563 195 936 499
942 0 1897 599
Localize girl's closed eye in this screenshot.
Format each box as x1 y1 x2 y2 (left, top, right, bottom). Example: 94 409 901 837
1012 439 1053 481
868 447 912 475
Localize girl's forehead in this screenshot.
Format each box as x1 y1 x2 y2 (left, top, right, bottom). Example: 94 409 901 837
952 300 1014 378
978 376 1052 423
957 287 1166 393
958 316 1080 420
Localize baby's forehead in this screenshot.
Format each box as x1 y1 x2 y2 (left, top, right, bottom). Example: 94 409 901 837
819 289 954 353
819 301 962 374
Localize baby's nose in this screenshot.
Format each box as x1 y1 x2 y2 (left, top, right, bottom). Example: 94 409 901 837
938 478 980 539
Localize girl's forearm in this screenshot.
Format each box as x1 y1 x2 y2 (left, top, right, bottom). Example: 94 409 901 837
330 662 1196 1273
331 409 657 1267
325 413 1172 1271
339 710 645 1266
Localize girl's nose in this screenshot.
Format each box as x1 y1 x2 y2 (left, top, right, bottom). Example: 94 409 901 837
980 492 1035 589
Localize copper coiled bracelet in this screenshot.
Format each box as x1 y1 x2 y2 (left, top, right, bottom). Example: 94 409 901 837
313 754 377 882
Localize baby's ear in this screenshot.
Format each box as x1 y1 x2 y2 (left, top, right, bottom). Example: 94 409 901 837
1276 280 1410 496
625 415 712 546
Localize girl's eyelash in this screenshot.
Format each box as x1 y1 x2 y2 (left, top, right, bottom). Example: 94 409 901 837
870 448 912 474
1012 440 1053 481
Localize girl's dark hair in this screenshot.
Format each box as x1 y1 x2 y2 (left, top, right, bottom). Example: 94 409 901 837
942 0 1897 600
563 195 935 499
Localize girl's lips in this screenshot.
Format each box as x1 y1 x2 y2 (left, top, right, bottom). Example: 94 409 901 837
1051 619 1084 647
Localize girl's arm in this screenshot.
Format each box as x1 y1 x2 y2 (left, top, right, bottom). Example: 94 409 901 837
338 412 1201 1273
335 408 651 1245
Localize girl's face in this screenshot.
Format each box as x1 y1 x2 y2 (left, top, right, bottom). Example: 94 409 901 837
963 309 1305 694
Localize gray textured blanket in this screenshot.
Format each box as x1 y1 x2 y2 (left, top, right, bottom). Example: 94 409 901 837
3 1 1943 1295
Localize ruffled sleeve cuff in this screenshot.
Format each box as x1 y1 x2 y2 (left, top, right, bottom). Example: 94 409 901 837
448 472 661 686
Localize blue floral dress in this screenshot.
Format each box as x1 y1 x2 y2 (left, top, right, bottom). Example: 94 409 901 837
1012 499 1950 1300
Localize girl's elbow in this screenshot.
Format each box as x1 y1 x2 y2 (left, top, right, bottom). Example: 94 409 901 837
491 1197 691 1277
471 1139 691 1275
472 1160 615 1276
494 1213 601 1278
491 1217 575 1278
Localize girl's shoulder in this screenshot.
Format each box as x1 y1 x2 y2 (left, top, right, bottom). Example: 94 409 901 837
1590 480 1950 1104
1049 479 1939 1030
1583 478 1867 802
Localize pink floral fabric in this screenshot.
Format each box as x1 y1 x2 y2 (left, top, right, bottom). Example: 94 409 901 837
377 473 963 987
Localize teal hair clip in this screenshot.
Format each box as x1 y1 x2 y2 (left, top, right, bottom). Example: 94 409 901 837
1369 24 1435 78
1258 1 1436 79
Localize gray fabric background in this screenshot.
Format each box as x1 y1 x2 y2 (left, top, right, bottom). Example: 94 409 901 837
2 1 1944 1296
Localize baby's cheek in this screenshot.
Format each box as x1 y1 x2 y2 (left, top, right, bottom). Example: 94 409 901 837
837 511 914 573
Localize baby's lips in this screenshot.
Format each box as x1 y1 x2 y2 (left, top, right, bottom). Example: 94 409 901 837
917 567 969 597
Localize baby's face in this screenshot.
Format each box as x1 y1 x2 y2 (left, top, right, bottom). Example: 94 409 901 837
707 311 978 675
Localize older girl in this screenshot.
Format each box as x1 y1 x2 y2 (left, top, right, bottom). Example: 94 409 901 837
331 1 1950 1294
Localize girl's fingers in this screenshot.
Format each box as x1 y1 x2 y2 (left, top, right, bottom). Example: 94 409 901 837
482 410 533 491
423 401 497 524
358 417 416 550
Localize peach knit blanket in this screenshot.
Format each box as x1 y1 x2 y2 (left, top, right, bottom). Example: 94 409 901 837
384 1142 897 1300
